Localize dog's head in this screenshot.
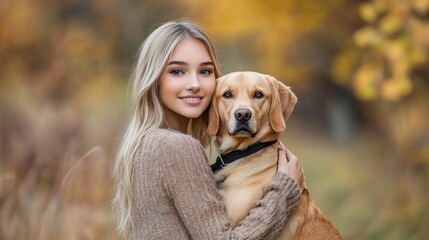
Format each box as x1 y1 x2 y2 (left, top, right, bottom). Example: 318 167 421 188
208 71 297 151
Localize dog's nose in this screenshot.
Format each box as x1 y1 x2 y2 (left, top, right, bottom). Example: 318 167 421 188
234 108 252 123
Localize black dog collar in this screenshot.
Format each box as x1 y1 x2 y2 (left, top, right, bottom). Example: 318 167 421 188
211 140 278 172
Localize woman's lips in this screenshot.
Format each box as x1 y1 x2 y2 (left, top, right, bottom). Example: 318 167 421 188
179 96 204 105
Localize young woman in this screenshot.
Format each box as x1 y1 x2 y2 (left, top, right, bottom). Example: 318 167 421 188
113 19 304 240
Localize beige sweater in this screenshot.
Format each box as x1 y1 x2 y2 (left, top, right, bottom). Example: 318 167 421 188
131 128 301 240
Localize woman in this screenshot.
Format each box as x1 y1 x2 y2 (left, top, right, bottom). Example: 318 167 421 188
113 19 303 240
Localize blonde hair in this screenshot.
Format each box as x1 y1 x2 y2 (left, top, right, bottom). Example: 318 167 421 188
112 19 221 235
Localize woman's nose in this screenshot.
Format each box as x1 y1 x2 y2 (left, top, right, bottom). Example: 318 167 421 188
186 74 200 91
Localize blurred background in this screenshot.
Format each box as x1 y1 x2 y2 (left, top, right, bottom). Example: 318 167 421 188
1 0 428 239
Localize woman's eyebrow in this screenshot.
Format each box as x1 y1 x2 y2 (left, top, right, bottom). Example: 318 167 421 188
168 61 187 65
167 61 214 66
201 61 214 66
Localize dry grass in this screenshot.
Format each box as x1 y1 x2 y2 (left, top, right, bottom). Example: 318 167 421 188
0 80 126 240
0 144 121 240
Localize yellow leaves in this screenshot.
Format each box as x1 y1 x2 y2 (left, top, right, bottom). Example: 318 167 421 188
409 17 429 47
359 3 378 23
351 38 418 102
352 58 413 102
383 40 405 62
331 48 360 85
380 42 414 101
409 46 426 65
353 26 381 47
336 0 429 102
380 77 413 102
353 62 382 101
380 12 402 35
412 0 429 14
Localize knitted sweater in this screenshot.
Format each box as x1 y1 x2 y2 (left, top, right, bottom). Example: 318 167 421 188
130 128 301 240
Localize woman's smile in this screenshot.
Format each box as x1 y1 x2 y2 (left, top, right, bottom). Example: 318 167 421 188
179 96 204 105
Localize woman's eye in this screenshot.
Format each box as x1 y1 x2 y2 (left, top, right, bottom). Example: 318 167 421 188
200 69 213 75
222 91 233 99
170 69 184 75
254 91 264 99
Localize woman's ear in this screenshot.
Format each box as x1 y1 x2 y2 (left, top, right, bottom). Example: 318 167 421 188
207 98 219 136
268 76 297 133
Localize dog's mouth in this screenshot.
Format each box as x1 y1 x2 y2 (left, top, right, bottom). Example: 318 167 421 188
230 124 256 137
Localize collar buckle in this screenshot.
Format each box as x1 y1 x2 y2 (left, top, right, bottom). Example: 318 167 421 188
218 154 229 168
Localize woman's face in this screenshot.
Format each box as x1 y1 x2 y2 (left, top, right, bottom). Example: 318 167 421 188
159 37 216 130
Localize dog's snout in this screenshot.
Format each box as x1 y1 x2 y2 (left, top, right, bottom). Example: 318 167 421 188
234 108 252 123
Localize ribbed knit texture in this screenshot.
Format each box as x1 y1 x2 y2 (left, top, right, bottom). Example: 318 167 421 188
130 128 301 240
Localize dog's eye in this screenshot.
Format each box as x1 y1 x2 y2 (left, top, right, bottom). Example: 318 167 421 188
254 91 264 99
222 91 233 99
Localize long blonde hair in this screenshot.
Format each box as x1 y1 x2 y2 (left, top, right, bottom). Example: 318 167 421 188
112 19 221 235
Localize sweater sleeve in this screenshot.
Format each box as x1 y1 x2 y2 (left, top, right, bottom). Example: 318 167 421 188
160 132 302 240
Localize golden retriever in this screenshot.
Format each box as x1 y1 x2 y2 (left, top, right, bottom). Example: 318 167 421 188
208 71 342 239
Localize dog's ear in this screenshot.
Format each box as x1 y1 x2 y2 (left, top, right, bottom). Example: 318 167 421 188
268 76 297 132
207 95 219 136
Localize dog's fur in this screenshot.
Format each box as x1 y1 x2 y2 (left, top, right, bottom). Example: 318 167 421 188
208 72 342 239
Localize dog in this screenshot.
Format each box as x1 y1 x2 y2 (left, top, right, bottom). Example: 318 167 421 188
208 71 342 239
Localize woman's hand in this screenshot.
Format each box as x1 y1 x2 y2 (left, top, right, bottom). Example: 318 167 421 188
277 141 305 189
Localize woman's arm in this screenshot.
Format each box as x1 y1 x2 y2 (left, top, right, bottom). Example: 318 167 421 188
161 133 301 240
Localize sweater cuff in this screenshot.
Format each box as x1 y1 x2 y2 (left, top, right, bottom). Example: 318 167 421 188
267 172 299 190
265 172 302 205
